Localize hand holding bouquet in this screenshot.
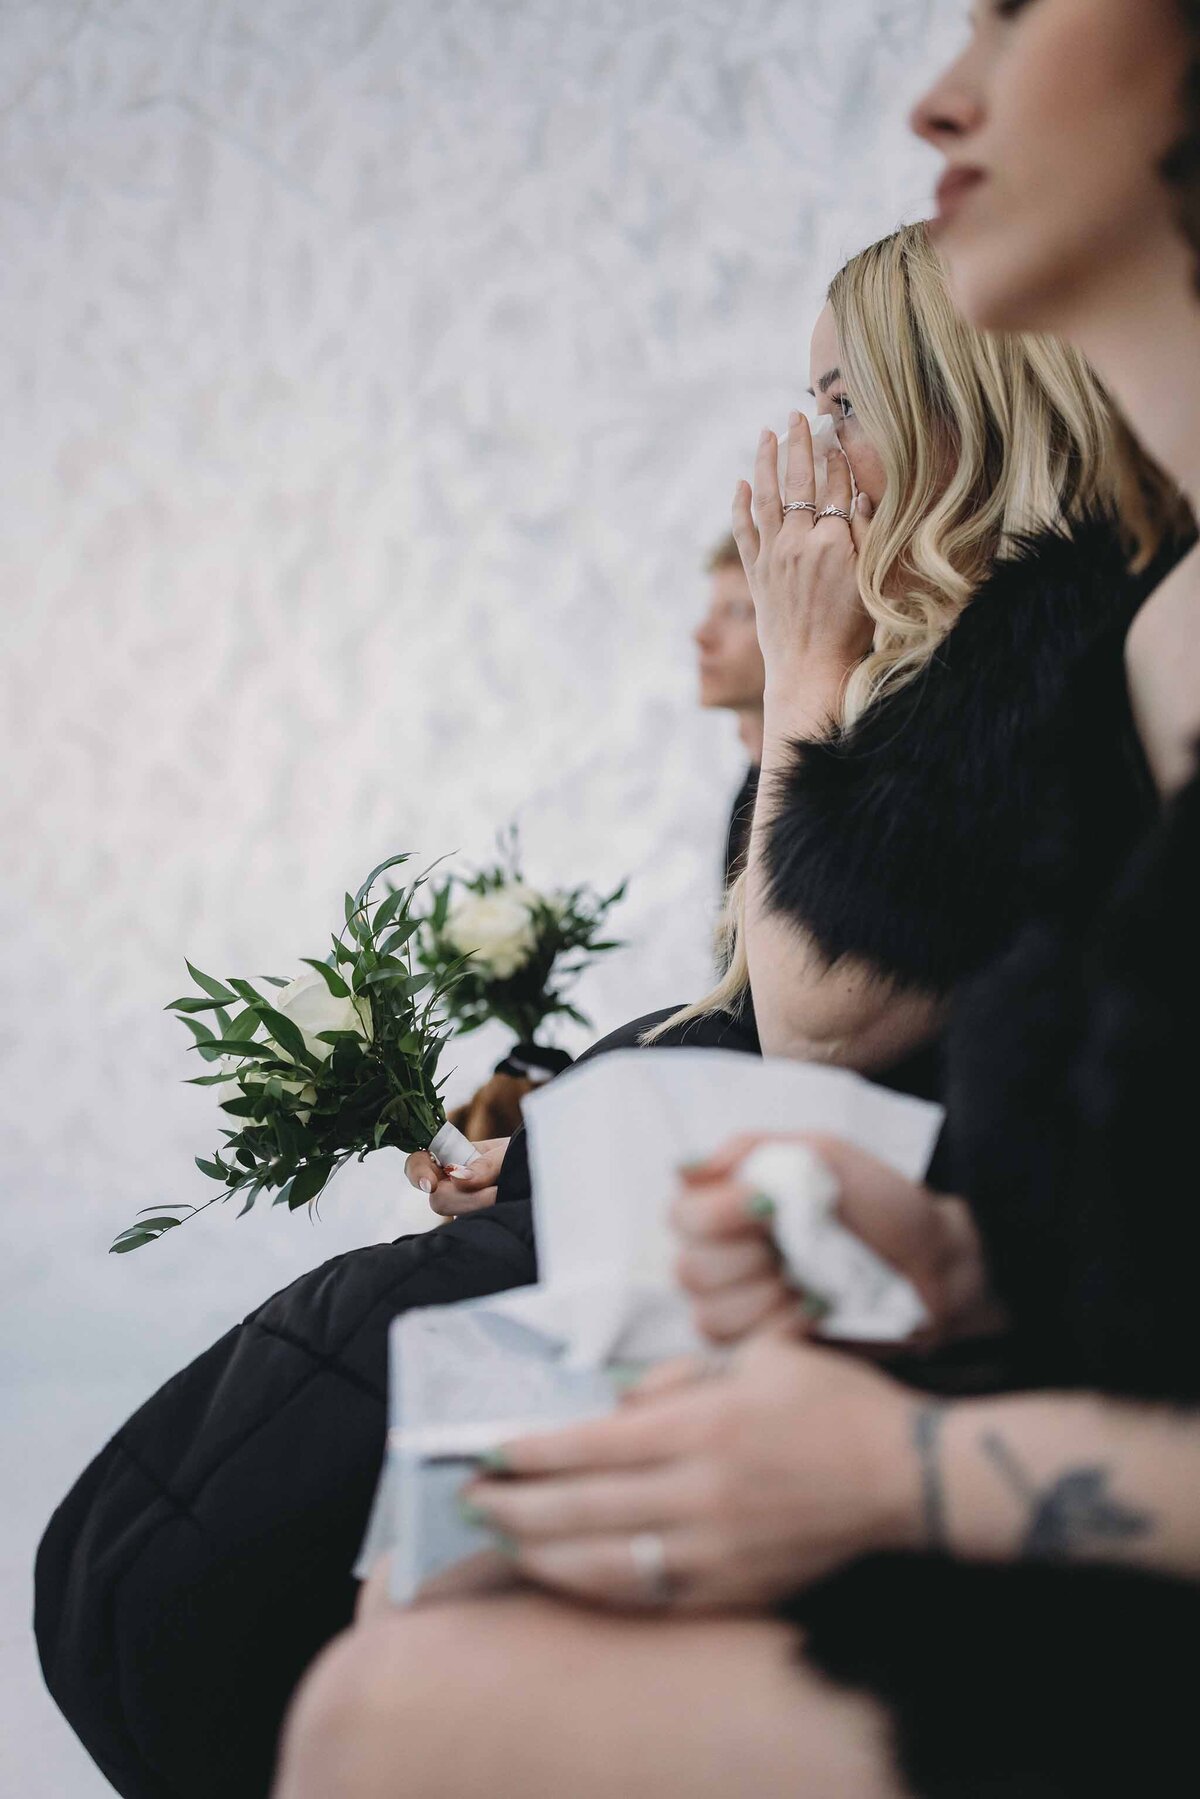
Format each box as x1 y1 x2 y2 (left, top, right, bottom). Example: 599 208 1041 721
112 855 474 1254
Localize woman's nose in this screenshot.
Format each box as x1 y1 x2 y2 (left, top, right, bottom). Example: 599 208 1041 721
910 50 984 148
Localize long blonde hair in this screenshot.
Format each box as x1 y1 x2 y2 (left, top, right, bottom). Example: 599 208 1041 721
650 221 1179 1039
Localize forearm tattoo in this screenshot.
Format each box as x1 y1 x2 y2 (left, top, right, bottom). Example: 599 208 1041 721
981 1431 1153 1563
912 1402 948 1551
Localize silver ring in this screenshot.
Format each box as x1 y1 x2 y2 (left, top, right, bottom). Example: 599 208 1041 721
815 505 853 524
782 500 817 515
629 1532 672 1605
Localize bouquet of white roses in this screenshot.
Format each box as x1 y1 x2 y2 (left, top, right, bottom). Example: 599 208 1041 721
416 829 626 1049
112 854 476 1254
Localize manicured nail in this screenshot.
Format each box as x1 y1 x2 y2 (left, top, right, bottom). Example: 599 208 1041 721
746 1192 777 1220
789 408 801 427
856 492 873 518
418 1178 432 1195
445 1165 469 1179
759 426 771 445
477 1447 510 1474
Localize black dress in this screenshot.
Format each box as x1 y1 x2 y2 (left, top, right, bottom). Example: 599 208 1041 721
33 514 1165 1799
791 763 1200 1796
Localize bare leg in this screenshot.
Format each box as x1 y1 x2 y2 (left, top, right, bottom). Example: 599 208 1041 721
273 1592 908 1799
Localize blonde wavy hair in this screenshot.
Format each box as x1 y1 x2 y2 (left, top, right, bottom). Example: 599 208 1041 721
649 221 1183 1039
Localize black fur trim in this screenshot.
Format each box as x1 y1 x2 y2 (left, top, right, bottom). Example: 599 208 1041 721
764 513 1157 993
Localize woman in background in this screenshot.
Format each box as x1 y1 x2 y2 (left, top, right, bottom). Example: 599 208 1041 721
272 6 1200 1797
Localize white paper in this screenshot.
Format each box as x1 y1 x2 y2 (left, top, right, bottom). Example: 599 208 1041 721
739 1140 930 1342
521 1049 942 1365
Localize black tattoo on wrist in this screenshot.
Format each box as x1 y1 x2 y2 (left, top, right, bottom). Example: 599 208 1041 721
913 1402 948 1551
980 1431 1153 1563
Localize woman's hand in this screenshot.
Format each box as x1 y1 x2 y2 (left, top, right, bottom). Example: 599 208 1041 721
673 1132 1006 1354
733 413 874 697
465 1334 920 1610
404 1138 509 1217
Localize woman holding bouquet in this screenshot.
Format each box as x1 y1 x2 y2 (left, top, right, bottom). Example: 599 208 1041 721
36 190 1184 1799
273 4 1200 1796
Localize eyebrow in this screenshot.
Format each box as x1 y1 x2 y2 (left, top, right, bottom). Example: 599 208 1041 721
804 367 843 397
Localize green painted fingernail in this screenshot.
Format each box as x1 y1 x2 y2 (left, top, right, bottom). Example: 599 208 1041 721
746 1192 776 1220
802 1292 832 1323
477 1447 510 1474
457 1499 489 1529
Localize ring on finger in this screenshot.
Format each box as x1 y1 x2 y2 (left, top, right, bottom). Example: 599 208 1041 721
629 1531 675 1606
814 505 853 524
782 500 818 515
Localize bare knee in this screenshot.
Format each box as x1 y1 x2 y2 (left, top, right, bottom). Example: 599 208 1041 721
272 1601 540 1799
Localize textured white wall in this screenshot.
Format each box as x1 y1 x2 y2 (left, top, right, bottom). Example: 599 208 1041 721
0 2 962 1790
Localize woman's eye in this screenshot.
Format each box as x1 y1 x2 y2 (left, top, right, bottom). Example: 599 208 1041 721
834 394 855 421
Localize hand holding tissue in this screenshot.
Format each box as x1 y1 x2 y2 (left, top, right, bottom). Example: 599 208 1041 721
358 1050 942 1600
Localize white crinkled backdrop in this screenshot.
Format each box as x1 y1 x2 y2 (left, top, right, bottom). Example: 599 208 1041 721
0 1 963 1789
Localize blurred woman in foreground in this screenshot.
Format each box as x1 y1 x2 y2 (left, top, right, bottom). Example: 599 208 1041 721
274 7 1200 1797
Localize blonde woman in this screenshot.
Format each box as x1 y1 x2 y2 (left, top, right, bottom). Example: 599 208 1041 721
655 220 1178 1086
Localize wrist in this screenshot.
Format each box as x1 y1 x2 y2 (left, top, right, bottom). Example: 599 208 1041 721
861 1387 949 1557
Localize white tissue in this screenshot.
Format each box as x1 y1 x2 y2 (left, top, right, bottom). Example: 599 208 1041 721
807 410 856 509
738 1141 930 1343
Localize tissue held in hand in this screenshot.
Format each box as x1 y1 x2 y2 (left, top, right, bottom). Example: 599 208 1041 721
363 1050 943 1601
738 1140 930 1342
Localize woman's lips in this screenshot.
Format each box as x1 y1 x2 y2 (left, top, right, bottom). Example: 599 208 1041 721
933 165 986 225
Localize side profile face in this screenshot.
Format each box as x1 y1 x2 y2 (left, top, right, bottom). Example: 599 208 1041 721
807 305 886 511
911 0 1191 334
694 561 765 711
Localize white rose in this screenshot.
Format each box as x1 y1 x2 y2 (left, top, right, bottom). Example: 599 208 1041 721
269 968 374 1062
444 886 542 979
216 969 371 1126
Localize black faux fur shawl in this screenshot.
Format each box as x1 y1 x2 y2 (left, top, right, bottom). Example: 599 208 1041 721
763 513 1158 995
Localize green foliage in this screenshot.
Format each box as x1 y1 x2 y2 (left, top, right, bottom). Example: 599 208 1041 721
415 826 627 1046
112 853 465 1255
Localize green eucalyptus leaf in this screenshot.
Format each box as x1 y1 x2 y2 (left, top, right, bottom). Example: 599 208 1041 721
288 1158 333 1210
196 1156 229 1180
355 854 412 906
253 1005 311 1065
298 957 352 999
110 1231 153 1254
168 996 230 1015
185 961 239 1004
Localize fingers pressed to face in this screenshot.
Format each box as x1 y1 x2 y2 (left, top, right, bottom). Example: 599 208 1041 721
731 479 759 568
752 428 783 543
820 437 855 520
782 411 816 514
